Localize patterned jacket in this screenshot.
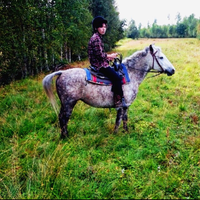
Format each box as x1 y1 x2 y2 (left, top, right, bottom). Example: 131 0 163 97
88 32 109 70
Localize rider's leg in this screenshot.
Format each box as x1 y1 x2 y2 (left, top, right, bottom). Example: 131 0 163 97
99 67 127 108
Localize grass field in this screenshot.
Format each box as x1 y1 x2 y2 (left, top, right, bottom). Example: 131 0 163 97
0 38 200 199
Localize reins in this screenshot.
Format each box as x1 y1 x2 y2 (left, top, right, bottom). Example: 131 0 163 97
131 68 162 79
114 50 165 79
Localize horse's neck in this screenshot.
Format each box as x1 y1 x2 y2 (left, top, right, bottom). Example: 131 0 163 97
127 63 149 85
123 51 150 85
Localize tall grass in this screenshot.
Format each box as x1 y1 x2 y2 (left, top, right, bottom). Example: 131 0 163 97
0 38 200 199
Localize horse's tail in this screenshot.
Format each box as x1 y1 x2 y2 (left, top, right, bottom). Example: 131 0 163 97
42 71 62 114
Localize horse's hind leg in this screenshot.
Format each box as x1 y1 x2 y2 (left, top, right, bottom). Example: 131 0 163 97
114 108 123 133
59 100 77 139
122 108 128 132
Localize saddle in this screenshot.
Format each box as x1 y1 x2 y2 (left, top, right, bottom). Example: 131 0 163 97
84 56 130 85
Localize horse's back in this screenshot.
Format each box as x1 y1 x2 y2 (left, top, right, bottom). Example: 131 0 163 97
56 68 86 100
56 67 114 107
57 68 85 84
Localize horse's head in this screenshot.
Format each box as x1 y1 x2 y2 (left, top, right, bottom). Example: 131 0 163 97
149 44 175 76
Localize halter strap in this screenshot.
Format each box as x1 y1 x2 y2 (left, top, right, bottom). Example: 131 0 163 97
150 50 165 72
130 48 165 78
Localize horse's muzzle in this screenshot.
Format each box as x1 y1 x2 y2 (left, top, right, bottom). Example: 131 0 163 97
166 68 175 76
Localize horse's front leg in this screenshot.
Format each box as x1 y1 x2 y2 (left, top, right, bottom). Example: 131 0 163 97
122 107 129 132
59 101 77 139
114 108 123 133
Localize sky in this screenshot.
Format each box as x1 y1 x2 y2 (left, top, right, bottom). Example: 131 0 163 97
115 0 200 28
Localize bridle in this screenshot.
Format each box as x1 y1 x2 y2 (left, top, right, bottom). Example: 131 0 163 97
150 50 165 73
131 49 165 78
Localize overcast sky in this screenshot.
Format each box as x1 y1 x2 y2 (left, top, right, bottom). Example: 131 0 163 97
115 0 200 27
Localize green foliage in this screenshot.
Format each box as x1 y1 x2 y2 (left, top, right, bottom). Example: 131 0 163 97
0 39 200 199
89 0 125 51
0 0 124 85
196 21 200 39
176 23 187 38
132 14 200 39
126 20 139 39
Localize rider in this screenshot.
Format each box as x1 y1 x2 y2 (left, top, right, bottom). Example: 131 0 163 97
88 16 127 108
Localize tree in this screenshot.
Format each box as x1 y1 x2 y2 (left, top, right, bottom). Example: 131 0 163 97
126 20 139 39
197 20 200 39
56 0 92 61
0 0 93 85
0 0 125 85
182 14 198 37
137 13 199 38
89 0 124 51
176 23 187 38
139 28 151 38
169 25 176 37
176 12 182 24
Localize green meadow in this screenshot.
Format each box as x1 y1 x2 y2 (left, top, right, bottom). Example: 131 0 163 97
0 38 200 199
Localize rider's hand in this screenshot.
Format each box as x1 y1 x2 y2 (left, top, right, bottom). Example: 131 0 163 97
107 53 118 60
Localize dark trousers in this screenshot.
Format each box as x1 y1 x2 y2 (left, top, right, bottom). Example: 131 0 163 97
99 66 123 97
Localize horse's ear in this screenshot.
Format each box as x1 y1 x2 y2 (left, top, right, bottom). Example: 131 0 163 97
149 44 154 54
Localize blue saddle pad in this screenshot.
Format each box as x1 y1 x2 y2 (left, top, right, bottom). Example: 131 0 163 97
84 64 130 85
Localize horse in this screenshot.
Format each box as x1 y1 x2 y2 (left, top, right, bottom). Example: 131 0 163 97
42 44 175 139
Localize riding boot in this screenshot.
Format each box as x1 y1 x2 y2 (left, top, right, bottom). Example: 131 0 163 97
114 94 128 108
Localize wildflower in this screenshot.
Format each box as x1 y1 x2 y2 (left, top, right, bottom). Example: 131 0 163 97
157 165 160 173
175 151 180 158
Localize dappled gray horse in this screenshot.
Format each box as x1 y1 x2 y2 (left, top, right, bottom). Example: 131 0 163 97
42 45 175 138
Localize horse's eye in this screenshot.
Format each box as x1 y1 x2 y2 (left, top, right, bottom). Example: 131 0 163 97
159 57 163 59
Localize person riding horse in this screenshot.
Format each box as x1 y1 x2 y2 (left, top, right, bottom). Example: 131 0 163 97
88 16 127 108
43 43 175 138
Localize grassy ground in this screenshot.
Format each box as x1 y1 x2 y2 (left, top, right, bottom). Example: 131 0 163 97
0 38 200 199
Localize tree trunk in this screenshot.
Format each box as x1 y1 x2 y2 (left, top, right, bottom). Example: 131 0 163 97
42 29 49 71
64 42 68 60
61 45 63 61
68 47 71 63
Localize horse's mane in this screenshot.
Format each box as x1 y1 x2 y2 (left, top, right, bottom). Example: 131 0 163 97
122 46 149 69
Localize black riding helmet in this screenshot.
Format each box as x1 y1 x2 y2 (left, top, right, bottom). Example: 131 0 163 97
92 16 107 32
